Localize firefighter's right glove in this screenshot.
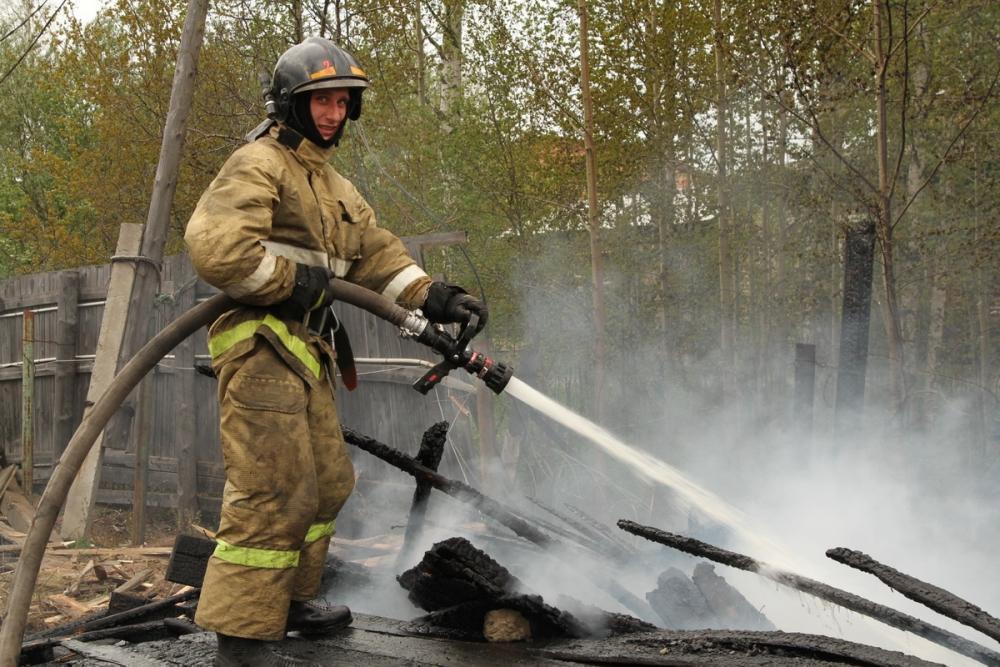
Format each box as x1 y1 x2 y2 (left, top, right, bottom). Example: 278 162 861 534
277 263 333 321
422 281 489 333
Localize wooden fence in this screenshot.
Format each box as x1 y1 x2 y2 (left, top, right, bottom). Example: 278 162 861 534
0 251 487 524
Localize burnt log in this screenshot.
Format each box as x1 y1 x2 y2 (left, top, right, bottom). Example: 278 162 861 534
827 547 1000 643
619 519 1000 667
691 562 774 631
398 537 520 611
395 422 449 571
344 428 552 547
646 566 716 629
400 537 651 641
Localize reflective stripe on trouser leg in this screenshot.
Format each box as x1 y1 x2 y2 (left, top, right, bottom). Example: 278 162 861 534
195 339 319 641
292 370 355 601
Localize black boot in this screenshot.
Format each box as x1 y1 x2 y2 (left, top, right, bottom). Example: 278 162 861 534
285 600 353 637
215 634 312 667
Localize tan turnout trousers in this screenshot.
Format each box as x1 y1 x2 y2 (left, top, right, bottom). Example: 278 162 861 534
194 336 355 640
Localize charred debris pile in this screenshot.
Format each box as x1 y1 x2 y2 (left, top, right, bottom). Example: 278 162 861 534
18 423 1000 666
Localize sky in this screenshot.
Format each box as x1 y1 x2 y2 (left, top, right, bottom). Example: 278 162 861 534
69 0 103 23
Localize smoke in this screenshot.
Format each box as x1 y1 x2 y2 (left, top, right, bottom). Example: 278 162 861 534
322 240 998 667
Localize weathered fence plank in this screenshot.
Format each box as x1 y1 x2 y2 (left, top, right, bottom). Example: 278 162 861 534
20 310 34 497
54 271 80 461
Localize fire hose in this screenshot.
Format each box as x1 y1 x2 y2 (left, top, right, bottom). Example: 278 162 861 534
0 279 512 663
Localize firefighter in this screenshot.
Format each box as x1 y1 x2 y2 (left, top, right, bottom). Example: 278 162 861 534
184 37 487 666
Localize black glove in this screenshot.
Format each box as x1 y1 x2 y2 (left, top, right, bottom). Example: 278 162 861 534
422 281 489 332
277 263 333 321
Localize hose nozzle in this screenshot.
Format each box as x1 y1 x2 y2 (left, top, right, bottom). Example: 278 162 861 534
405 313 513 395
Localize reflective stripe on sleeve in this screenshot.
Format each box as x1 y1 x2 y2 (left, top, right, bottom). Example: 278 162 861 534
381 264 429 303
304 520 336 544
262 240 328 267
213 538 300 569
229 253 278 299
207 314 322 378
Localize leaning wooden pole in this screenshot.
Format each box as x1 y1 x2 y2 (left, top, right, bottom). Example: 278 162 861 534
343 428 553 547
618 520 1000 667
827 547 1000 644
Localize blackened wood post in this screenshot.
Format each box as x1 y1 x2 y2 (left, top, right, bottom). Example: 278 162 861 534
793 343 816 433
54 271 80 460
834 221 875 435
20 310 34 498
395 421 449 570
174 269 198 527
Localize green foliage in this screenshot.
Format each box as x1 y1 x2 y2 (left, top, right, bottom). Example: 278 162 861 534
0 0 996 437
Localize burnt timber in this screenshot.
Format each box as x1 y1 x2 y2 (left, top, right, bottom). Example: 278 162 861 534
619 519 1000 666
827 547 1000 643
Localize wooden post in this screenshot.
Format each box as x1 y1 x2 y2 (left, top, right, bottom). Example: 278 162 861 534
174 265 198 528
131 376 154 545
20 310 34 498
834 221 875 436
395 422 448 571
62 224 144 541
54 271 80 460
115 0 208 474
793 343 816 434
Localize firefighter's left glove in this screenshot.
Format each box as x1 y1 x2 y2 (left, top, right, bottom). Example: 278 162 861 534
422 281 489 333
278 263 333 321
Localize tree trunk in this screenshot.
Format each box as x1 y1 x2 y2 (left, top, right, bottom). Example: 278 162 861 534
414 0 426 104
577 0 607 423
440 0 464 120
713 0 735 401
872 0 905 418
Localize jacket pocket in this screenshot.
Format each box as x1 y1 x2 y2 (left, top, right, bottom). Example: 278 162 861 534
333 198 364 261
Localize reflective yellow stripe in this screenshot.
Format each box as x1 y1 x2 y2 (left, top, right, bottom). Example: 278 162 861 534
304 520 335 544
213 538 299 569
207 314 321 378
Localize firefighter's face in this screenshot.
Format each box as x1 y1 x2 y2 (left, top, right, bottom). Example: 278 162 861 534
310 89 350 141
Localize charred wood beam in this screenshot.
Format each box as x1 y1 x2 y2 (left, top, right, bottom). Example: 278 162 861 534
396 421 450 571
23 589 200 648
21 619 187 662
618 520 1000 667
827 547 1000 644
343 428 552 547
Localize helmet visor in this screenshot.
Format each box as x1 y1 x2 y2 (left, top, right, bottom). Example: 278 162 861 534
295 77 369 94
